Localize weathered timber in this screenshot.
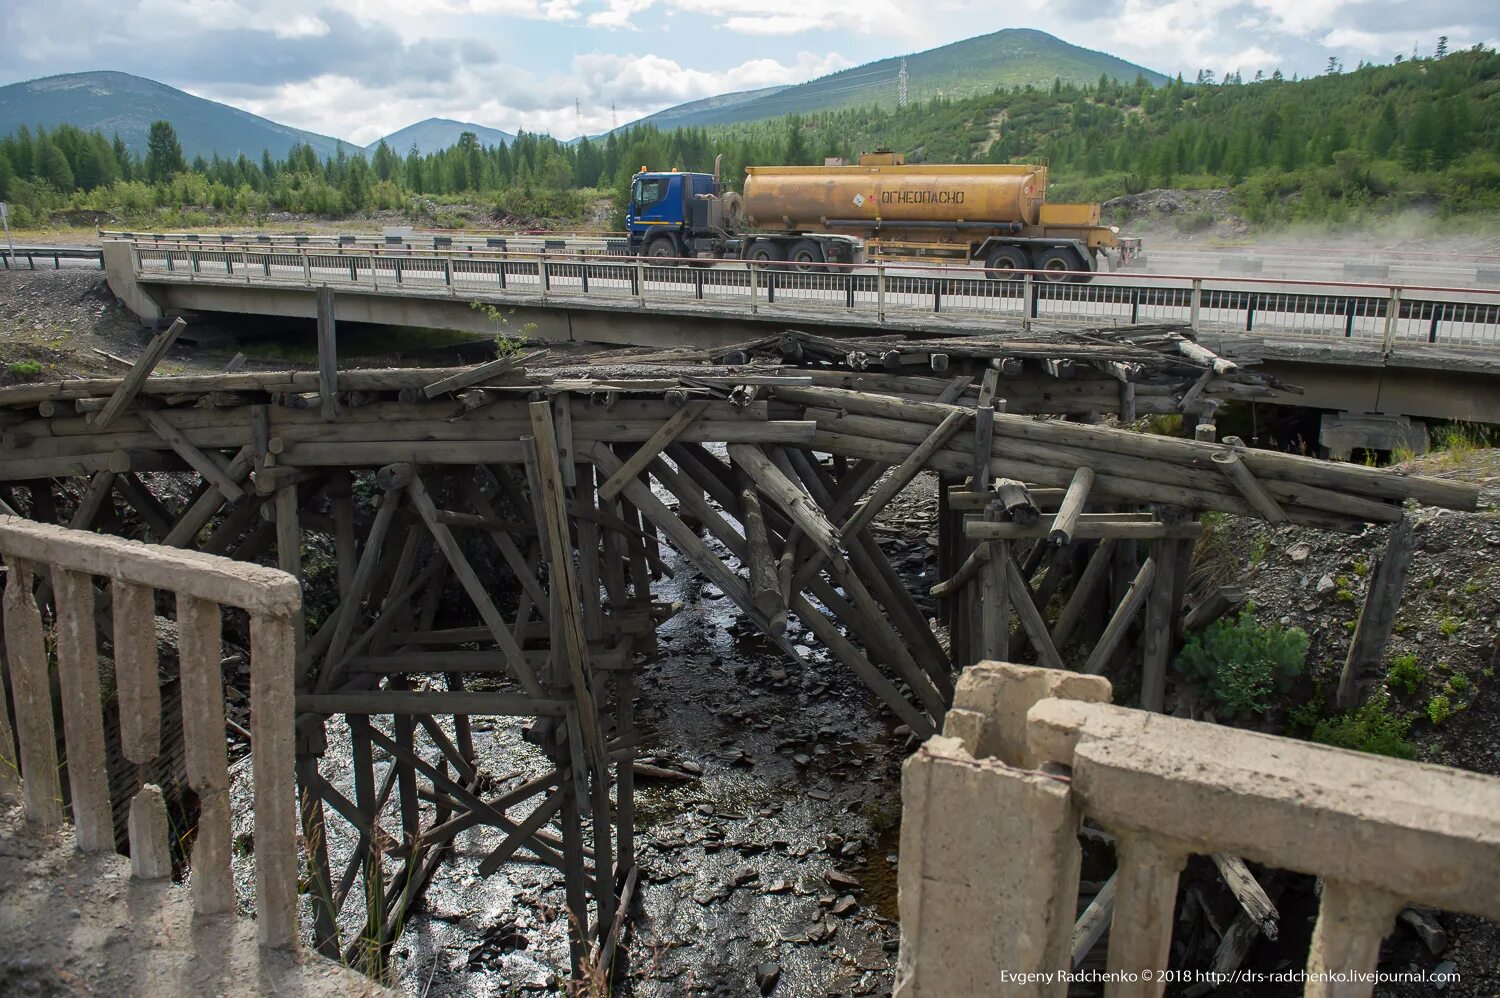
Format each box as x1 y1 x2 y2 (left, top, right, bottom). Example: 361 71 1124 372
92 317 185 429
597 400 709 501
1338 517 1417 709
1050 467 1095 546
1082 557 1157 675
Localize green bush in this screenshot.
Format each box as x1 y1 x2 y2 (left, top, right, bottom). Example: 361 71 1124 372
7 359 42 376
1426 693 1454 724
1312 694 1416 759
1173 609 1308 719
1386 654 1424 694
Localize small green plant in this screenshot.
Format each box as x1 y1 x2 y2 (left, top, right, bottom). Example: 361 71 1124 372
469 300 533 356
1447 673 1470 693
1249 534 1272 568
1352 558 1368 577
1174 609 1309 719
1438 615 1461 637
1430 421 1493 466
1426 694 1454 724
1482 667 1495 680
1463 579 1482 596
1385 654 1425 694
1313 694 1416 759
7 359 42 377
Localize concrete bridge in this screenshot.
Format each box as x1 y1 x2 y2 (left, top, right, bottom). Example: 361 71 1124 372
99 239 1500 440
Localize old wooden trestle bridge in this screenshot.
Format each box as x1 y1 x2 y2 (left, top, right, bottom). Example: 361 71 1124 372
0 318 1478 983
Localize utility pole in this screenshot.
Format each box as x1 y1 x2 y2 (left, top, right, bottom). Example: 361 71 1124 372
611 103 618 131
897 58 910 110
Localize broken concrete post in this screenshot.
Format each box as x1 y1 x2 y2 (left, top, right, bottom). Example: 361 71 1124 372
128 784 172 880
949 660 1111 767
896 736 1080 997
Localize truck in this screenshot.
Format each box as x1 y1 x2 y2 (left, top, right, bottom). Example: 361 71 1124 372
624 150 1137 281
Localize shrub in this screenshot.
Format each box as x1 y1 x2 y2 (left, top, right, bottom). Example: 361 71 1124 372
1312 694 1416 759
1173 609 1309 719
7 359 42 376
1385 654 1424 694
1426 694 1454 724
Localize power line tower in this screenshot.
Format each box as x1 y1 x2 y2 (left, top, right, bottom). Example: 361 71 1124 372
897 58 910 110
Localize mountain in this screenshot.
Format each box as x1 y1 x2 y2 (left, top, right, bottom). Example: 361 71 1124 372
0 71 351 160
369 118 515 155
625 29 1168 131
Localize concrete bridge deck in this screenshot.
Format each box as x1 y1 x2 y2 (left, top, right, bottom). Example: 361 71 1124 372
101 239 1500 427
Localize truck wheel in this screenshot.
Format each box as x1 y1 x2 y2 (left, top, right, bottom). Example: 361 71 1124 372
746 240 787 268
983 246 1028 280
789 239 825 273
1034 247 1085 283
646 236 680 265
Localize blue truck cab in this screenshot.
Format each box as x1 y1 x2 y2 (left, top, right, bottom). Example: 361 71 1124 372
626 170 719 259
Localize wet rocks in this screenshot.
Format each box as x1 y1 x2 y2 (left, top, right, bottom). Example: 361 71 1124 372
755 960 781 994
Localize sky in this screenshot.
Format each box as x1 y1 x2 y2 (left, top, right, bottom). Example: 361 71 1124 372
1 0 1496 144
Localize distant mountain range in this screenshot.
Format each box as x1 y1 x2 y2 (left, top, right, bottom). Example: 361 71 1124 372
1 31 1167 159
625 29 1167 131
0 71 349 159
367 118 515 155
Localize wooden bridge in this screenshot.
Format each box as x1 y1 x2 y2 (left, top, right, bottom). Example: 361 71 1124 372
0 321 1479 987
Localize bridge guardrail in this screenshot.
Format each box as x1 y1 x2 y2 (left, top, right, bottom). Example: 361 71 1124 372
0 516 302 949
126 240 1500 349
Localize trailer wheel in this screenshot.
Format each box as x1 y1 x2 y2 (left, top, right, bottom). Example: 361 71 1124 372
646 236 680 265
983 246 1028 280
788 239 825 273
1034 247 1086 283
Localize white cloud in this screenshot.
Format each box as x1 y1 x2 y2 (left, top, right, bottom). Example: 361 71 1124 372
581 0 922 35
274 14 332 39
221 48 852 144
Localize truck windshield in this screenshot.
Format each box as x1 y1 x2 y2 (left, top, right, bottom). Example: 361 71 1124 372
633 177 666 208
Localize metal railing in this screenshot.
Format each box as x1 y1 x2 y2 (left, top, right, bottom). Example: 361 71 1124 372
126 239 1500 349
3 246 105 270
0 517 302 949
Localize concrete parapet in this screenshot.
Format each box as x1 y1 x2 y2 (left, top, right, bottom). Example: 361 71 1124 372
898 662 1500 996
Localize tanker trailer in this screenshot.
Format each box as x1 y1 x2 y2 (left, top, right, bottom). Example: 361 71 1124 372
741 152 1130 280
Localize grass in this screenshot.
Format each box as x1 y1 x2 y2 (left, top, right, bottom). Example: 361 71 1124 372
1428 421 1495 468
7 359 42 376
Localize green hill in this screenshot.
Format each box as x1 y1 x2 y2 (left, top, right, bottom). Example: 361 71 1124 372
628 29 1167 130
0 71 350 160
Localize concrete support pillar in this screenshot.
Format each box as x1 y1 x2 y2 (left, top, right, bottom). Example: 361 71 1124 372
1305 880 1403 998
896 736 1081 997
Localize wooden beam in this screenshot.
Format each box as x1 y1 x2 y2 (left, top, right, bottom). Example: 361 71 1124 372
315 287 341 421
1050 467 1094 546
841 408 969 541
93 317 185 429
1338 517 1416 709
967 520 1202 541
140 410 245 502
597 401 708 502
1211 449 1288 523
1082 557 1156 675
1004 555 1064 670
421 349 541 399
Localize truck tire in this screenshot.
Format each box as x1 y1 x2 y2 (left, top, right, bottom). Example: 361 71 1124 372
746 240 787 268
788 239 825 273
646 235 680 264
983 246 1028 280
1034 246 1086 283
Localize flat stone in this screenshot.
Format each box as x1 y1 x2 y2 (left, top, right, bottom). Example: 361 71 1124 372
831 895 858 916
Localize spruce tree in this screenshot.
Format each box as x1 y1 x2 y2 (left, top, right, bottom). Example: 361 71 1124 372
144 121 185 183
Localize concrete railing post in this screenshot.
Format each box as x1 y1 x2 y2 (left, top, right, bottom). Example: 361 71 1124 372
250 611 299 948
1105 834 1189 998
539 257 549 302
1305 880 1404 998
749 260 759 314
1190 277 1203 332
2 558 61 827
876 261 886 323
1023 272 1035 331
302 250 311 286
1381 287 1402 351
